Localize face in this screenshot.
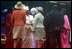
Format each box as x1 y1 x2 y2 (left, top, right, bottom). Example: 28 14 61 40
61 8 66 14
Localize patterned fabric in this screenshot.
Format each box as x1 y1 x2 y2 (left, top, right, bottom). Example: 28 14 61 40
32 13 44 31
34 28 46 40
5 13 13 48
26 15 34 24
12 26 25 39
22 24 33 48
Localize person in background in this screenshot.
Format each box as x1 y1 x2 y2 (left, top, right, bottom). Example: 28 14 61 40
1 9 8 34
46 5 64 48
30 7 38 48
30 7 38 18
11 1 26 48
1 9 8 48
43 10 50 48
32 7 46 48
60 8 71 48
22 6 34 48
5 9 13 48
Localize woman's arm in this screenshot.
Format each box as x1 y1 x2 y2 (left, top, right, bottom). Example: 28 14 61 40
32 14 38 31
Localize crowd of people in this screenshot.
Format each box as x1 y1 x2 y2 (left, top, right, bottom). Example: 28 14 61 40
3 1 71 48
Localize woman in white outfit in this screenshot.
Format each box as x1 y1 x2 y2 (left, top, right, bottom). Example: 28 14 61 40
22 6 34 48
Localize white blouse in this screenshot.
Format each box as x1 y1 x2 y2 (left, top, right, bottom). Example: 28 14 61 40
26 15 34 24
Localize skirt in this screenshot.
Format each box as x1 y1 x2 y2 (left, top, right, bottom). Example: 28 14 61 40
12 25 25 39
34 28 46 41
22 24 33 48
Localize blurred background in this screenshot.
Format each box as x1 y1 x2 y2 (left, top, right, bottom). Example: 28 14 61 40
1 1 71 48
1 1 71 24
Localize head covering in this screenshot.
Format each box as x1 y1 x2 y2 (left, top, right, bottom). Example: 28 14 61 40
36 7 43 12
22 6 29 12
30 8 38 15
14 1 25 9
2 9 8 13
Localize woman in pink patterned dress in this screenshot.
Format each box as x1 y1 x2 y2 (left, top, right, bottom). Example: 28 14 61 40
61 8 71 48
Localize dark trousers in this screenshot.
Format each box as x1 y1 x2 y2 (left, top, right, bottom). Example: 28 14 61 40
43 29 51 48
44 29 61 48
50 31 61 48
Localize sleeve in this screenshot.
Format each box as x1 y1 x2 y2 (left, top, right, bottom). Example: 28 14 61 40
23 12 26 24
32 14 38 31
30 15 34 21
11 13 14 27
5 15 8 27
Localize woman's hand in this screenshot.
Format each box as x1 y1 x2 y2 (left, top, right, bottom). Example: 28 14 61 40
30 21 33 26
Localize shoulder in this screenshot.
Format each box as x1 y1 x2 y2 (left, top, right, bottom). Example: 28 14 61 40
13 10 17 12
22 10 26 14
64 15 68 17
13 10 18 14
35 13 40 16
35 14 39 18
64 15 69 19
21 10 25 12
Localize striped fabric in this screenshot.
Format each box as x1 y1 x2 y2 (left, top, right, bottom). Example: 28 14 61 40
22 24 33 48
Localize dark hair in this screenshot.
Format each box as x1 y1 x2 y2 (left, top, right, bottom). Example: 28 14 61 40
61 8 66 14
52 5 57 10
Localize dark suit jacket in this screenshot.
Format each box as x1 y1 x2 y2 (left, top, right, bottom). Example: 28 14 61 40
44 9 64 32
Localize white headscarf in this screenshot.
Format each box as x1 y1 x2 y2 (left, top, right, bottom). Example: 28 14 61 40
30 8 38 15
22 6 29 12
36 7 43 12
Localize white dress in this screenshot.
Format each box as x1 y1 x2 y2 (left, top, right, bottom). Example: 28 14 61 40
26 15 34 24
22 15 34 48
